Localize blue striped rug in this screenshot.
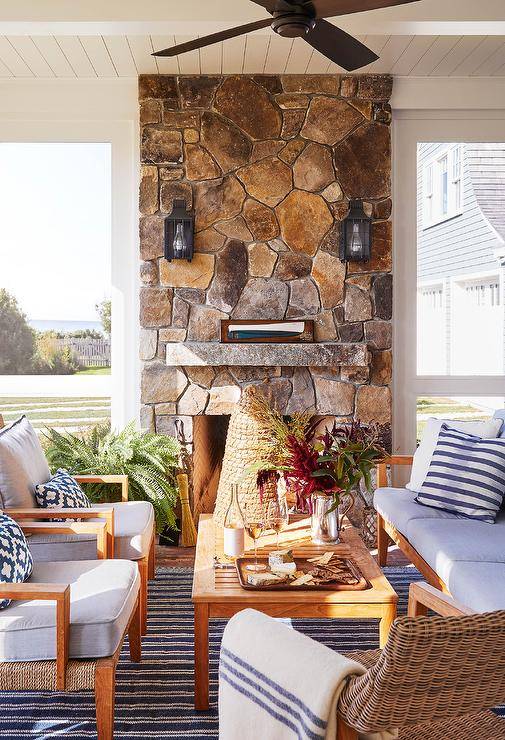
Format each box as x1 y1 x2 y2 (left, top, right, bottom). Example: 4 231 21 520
0 566 501 738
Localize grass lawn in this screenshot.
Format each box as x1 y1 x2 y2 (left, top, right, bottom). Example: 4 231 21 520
75 366 111 375
0 396 110 433
416 397 491 441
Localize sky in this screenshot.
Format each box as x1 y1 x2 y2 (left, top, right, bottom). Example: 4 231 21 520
0 142 111 322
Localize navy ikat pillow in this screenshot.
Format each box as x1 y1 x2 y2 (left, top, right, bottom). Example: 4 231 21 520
0 513 34 610
35 468 91 520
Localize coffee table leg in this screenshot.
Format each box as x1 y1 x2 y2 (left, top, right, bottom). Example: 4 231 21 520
379 604 397 648
194 603 209 710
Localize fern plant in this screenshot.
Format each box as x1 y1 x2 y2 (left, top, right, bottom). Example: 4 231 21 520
43 422 180 532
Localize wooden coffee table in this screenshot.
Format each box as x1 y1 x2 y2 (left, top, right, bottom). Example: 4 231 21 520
192 514 398 710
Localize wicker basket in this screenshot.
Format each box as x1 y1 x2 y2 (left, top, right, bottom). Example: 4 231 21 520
213 386 274 525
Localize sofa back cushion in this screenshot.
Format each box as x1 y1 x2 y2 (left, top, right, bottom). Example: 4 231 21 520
0 416 50 509
493 409 505 438
0 512 34 609
416 424 505 523
406 416 502 493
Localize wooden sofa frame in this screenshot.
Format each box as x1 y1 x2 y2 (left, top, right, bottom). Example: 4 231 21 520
376 456 449 593
0 413 156 634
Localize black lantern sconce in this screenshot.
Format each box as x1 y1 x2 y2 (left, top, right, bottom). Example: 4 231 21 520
164 199 195 262
339 199 372 263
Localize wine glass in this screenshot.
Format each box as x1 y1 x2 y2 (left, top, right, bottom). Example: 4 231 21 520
243 502 267 572
266 495 289 548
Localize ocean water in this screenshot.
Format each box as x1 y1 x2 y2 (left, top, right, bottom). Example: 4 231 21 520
29 320 103 332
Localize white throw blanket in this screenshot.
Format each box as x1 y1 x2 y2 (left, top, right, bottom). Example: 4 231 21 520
219 609 397 740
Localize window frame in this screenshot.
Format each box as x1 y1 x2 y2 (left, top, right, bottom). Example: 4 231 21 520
394 114 505 455
422 144 464 229
0 107 139 429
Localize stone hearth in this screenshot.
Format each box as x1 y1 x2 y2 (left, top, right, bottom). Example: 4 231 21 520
138 72 393 443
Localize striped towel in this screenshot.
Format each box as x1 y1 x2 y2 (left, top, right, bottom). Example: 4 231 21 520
219 608 397 740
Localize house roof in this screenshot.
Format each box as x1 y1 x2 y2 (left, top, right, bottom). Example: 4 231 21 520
467 143 505 244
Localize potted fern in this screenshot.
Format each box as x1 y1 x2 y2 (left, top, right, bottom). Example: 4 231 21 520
43 422 180 532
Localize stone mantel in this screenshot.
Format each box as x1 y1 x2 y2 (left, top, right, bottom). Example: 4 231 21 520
166 342 369 367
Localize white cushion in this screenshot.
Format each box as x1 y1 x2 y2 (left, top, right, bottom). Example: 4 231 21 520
0 416 50 508
406 417 502 493
0 559 139 661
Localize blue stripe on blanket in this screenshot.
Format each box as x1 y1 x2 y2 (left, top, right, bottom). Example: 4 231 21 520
221 646 327 731
219 669 305 740
219 657 325 740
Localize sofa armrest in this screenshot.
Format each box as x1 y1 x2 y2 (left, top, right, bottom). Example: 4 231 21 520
0 582 70 690
408 582 475 618
376 456 414 487
6 507 115 558
19 520 110 560
74 474 129 502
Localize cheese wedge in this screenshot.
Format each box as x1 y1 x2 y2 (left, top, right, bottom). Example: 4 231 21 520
246 572 288 587
271 561 297 575
268 549 294 568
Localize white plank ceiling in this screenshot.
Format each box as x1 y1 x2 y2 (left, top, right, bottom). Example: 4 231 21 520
1 33 505 77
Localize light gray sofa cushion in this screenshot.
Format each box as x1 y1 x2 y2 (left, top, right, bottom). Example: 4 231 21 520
493 409 505 438
446 561 505 613
406 512 505 584
374 487 458 537
27 500 154 562
0 559 139 661
0 416 50 509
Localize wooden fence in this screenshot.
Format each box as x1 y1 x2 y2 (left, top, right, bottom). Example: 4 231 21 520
57 338 111 367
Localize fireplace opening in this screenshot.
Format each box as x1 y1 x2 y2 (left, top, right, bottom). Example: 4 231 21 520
191 415 230 520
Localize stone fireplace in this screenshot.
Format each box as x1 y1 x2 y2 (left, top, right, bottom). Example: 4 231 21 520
138 72 392 510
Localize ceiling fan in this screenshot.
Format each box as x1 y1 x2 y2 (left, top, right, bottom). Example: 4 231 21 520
152 0 419 72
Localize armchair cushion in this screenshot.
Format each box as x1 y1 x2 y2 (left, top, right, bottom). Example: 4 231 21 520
0 416 50 509
27 500 154 562
446 561 505 612
0 513 33 610
35 468 91 519
0 559 139 661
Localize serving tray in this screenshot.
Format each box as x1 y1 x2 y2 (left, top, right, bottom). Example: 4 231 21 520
235 556 369 591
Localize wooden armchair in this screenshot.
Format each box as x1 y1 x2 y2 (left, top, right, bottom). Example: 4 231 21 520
0 519 141 740
337 582 505 739
0 414 155 635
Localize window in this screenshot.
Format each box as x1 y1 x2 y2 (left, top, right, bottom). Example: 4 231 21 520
417 397 504 443
422 145 463 227
0 143 112 435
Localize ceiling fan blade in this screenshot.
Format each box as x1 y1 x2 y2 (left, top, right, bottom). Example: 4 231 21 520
152 18 272 57
303 0 419 19
305 19 378 71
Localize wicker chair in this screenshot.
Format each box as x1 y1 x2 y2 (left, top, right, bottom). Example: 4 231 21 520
337 582 505 739
0 518 142 740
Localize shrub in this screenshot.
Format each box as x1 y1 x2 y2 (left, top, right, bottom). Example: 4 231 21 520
43 422 181 532
33 332 82 374
0 289 36 374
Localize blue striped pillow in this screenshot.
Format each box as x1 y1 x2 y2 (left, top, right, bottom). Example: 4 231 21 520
416 424 505 523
